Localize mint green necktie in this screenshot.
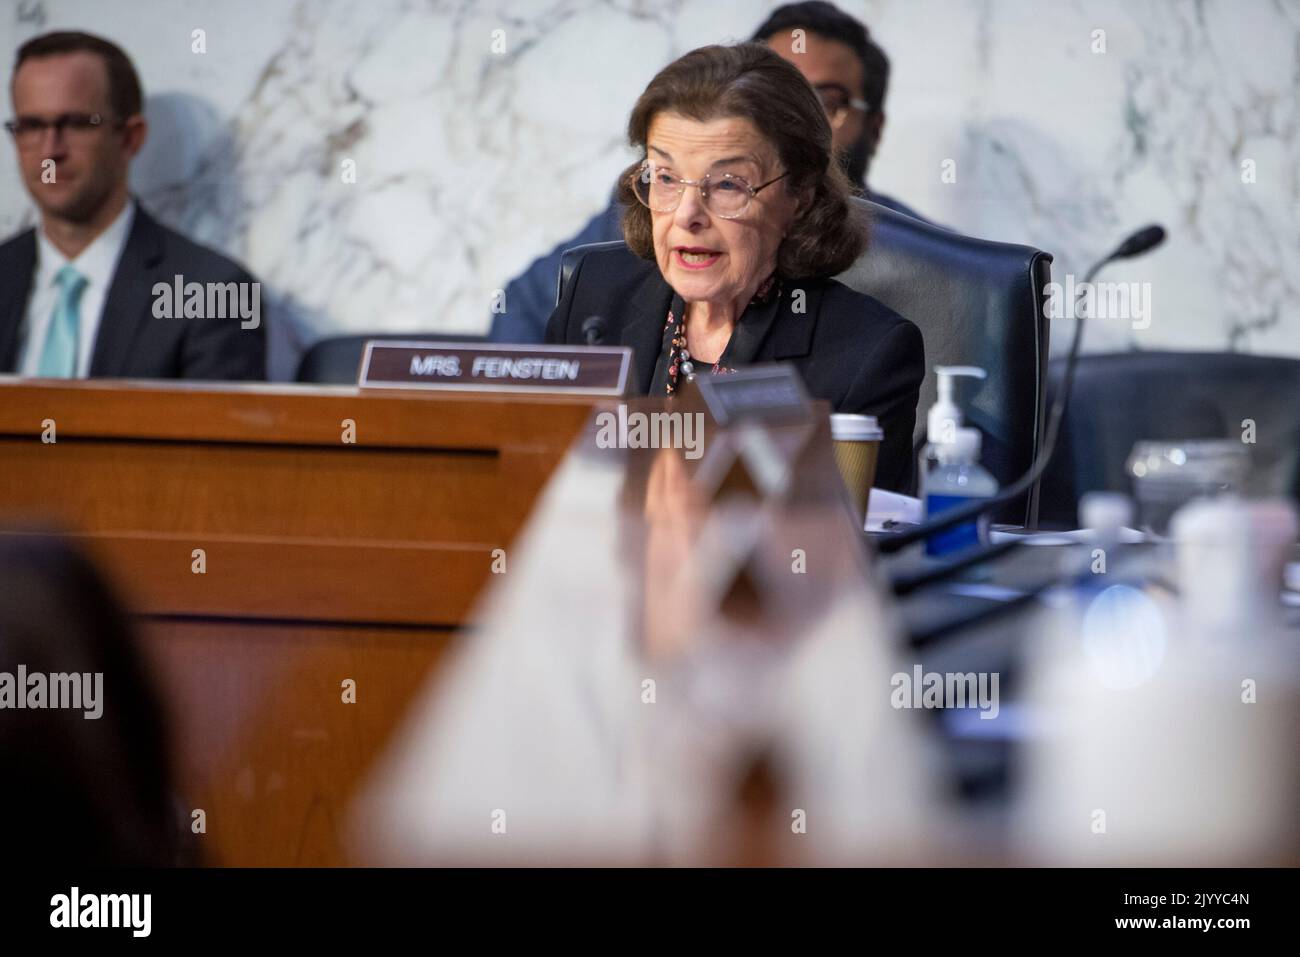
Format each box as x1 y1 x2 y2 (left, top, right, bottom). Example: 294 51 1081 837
37 264 88 378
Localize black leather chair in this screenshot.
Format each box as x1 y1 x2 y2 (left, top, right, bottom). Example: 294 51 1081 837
296 332 484 383
558 199 1053 522
1037 351 1300 528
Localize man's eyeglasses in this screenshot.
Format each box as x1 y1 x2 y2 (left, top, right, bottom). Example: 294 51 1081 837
813 83 871 130
4 112 124 148
631 161 790 219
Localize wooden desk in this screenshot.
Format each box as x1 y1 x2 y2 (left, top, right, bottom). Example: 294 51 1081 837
0 378 595 865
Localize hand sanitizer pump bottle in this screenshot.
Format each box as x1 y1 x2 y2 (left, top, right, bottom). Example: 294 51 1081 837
918 366 996 556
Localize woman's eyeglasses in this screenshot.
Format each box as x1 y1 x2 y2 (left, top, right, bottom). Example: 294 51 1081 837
631 162 790 219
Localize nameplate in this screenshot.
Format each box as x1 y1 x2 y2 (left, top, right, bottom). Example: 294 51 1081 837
358 341 631 395
693 363 812 426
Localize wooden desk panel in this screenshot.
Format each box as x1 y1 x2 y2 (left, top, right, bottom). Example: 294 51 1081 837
0 377 592 449
139 618 458 867
0 379 594 627
0 441 507 540
0 378 598 866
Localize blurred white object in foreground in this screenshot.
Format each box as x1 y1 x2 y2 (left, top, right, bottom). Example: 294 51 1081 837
351 430 946 865
1014 497 1300 864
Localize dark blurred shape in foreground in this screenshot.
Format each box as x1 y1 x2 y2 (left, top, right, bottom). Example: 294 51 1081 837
0 533 180 866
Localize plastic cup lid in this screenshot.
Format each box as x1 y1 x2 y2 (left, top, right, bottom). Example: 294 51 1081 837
829 413 883 441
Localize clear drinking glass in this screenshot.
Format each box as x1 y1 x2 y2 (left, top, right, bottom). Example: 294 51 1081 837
1125 439 1252 536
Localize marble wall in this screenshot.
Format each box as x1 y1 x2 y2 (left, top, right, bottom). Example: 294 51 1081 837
2 0 1296 378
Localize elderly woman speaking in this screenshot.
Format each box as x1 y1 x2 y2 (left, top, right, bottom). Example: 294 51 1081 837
546 43 924 492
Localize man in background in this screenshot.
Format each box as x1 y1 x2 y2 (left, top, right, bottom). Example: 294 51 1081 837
0 31 264 380
489 1 928 344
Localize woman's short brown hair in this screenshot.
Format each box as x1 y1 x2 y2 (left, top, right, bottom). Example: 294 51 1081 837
618 42 866 278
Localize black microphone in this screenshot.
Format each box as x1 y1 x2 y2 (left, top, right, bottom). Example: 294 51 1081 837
581 316 607 346
876 223 1167 555
1111 225 1166 262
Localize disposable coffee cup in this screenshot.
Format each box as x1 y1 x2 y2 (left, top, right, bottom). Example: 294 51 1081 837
829 413 883 524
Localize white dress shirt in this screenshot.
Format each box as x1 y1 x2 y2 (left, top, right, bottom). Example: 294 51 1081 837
17 199 137 378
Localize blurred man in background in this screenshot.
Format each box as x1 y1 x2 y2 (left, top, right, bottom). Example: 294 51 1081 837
0 31 265 380
489 1 928 344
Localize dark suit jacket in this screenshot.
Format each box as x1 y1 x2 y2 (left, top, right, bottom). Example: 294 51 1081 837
0 204 265 380
545 245 925 493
